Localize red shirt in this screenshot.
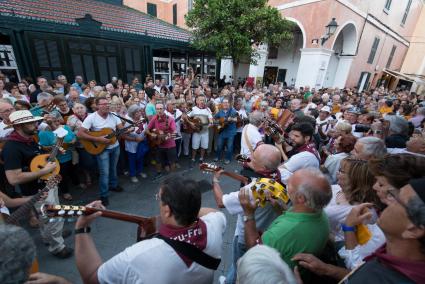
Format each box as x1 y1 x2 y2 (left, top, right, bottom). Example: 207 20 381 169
147 114 176 148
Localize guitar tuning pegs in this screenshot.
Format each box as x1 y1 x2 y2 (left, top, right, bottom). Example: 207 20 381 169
58 210 65 216
68 210 74 215
77 210 83 216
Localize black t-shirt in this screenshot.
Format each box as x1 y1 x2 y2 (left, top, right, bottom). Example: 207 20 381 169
2 140 42 196
344 258 414 284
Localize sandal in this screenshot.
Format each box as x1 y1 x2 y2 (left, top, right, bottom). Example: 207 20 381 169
62 193 73 201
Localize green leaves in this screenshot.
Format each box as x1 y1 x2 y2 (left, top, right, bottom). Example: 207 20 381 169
185 0 295 65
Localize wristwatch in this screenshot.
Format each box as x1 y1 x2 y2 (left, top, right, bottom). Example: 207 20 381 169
75 226 91 235
243 215 255 222
341 224 355 232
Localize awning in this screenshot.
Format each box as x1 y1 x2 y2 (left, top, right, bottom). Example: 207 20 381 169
383 68 415 83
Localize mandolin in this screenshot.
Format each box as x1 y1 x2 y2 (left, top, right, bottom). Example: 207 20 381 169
80 124 134 155
41 204 159 241
30 127 68 180
199 163 289 207
4 175 61 225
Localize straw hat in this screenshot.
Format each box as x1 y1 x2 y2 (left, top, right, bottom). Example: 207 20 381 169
7 110 43 128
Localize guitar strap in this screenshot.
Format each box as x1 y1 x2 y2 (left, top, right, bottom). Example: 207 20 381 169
154 234 221 270
243 126 254 154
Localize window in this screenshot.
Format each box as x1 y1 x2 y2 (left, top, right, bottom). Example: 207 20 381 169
124 47 142 84
401 0 412 25
188 0 193 11
384 0 392 12
367 37 380 64
32 38 63 79
386 45 396 69
268 46 278 59
173 4 177 25
147 3 157 17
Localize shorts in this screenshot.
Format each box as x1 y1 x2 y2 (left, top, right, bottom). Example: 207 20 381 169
155 147 177 165
192 131 209 150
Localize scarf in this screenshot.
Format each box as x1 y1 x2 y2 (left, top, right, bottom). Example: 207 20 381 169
7 131 35 144
159 219 207 267
364 245 425 283
75 113 87 122
296 142 320 161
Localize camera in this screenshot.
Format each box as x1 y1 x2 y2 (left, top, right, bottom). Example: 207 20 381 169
354 124 371 133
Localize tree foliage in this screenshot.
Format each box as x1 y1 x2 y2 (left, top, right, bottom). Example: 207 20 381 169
185 0 295 65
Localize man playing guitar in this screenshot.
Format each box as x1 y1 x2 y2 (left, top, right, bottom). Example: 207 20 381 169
146 102 177 180
77 97 125 206
165 99 183 164
2 110 72 258
214 97 238 164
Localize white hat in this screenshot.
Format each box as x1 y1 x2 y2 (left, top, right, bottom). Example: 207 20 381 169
8 110 43 126
320 106 331 113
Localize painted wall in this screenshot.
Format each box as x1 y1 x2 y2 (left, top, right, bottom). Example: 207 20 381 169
264 32 303 86
401 7 425 76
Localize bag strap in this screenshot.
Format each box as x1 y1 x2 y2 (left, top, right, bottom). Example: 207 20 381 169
155 234 221 270
243 126 254 154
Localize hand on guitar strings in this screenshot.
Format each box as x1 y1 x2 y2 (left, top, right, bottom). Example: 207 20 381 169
213 169 224 180
97 136 111 145
75 200 105 229
239 188 259 216
41 161 57 175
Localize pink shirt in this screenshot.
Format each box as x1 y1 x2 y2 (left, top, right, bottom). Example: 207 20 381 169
147 114 176 148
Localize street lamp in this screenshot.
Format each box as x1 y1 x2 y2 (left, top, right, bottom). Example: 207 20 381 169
321 18 338 46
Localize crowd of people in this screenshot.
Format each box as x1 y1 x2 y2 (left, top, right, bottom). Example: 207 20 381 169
0 70 425 284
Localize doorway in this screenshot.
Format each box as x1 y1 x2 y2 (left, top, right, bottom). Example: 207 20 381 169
263 66 278 86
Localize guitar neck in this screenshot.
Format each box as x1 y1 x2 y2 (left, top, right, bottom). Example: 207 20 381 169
221 171 249 184
85 207 152 225
48 137 65 162
6 187 46 225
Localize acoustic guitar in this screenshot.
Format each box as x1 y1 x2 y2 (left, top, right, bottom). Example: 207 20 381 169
3 175 61 226
214 114 238 134
41 204 159 241
199 163 289 207
80 124 134 155
147 129 177 148
30 127 68 180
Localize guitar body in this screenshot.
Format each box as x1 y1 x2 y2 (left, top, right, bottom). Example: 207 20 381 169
148 129 164 148
214 117 226 134
182 117 202 134
30 154 60 180
276 109 294 130
80 128 117 155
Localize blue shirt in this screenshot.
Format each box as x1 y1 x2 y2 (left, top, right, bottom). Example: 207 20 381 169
71 82 83 94
214 108 238 137
38 125 75 163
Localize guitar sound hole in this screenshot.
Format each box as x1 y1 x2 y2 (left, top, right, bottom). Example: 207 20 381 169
91 142 98 148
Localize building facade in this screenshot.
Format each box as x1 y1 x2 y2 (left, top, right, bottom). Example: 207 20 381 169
0 0 217 85
135 0 425 91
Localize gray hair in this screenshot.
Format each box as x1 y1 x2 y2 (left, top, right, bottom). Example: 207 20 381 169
295 168 332 211
127 104 141 119
37 92 52 104
417 107 425 116
0 98 13 106
249 111 265 127
358 137 387 158
93 86 103 93
384 115 409 136
0 225 36 284
237 245 297 284
406 195 425 254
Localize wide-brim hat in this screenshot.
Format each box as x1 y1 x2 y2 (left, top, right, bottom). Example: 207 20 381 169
320 106 331 113
6 110 43 128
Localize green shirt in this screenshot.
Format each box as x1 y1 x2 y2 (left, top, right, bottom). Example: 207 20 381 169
145 103 156 118
262 210 330 269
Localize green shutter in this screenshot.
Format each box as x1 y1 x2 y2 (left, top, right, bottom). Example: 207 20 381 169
147 3 157 17
173 4 177 25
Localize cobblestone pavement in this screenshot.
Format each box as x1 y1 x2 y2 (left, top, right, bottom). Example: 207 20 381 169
32 157 240 283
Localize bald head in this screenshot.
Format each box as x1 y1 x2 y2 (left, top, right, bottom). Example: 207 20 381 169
288 168 332 211
252 144 281 171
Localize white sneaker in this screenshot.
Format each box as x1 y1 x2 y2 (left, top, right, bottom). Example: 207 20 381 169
131 177 139 183
140 173 147 178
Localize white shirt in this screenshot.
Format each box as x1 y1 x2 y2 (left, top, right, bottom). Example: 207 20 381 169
188 106 212 133
165 109 182 138
222 182 278 245
240 124 262 156
82 112 122 149
124 120 147 153
0 121 13 139
279 151 320 184
97 212 226 284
